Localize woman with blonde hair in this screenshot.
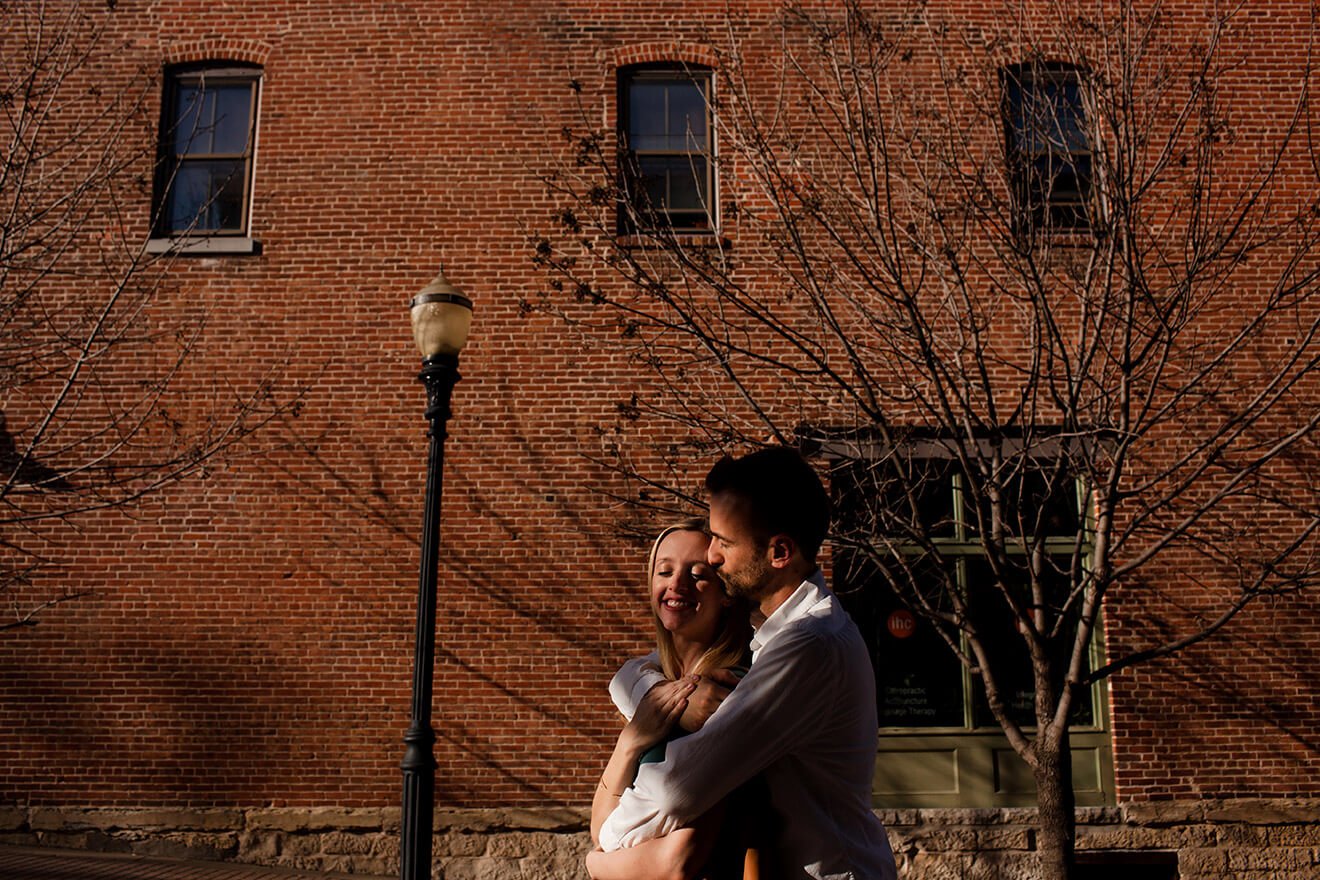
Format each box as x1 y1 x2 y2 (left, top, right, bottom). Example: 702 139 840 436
586 518 770 880
647 517 751 683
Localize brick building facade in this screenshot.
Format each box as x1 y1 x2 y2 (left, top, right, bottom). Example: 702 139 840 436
2 1 1317 878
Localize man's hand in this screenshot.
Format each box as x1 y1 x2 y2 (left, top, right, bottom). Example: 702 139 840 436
622 676 697 752
677 669 739 733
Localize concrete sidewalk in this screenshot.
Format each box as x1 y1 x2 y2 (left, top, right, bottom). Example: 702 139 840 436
0 846 391 880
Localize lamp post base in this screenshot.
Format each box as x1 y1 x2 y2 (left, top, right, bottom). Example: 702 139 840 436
400 722 436 880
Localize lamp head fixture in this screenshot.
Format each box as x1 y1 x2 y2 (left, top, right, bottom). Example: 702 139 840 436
409 269 473 360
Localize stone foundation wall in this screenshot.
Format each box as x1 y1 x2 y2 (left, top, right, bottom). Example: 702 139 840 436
2 800 1317 879
0 806 588 878
886 801 1320 880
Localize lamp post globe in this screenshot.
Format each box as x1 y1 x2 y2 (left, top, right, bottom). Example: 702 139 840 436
400 269 472 880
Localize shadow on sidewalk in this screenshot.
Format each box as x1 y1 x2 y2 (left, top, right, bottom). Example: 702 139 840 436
0 846 392 880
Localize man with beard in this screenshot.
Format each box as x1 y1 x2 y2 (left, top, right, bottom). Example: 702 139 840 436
598 446 898 880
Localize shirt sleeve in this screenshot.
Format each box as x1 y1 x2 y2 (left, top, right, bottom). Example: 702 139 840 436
608 652 664 720
598 625 835 851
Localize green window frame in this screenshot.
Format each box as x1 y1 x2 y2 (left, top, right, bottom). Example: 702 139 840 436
832 451 1115 807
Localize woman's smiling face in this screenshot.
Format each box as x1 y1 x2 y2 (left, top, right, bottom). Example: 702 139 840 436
650 529 729 644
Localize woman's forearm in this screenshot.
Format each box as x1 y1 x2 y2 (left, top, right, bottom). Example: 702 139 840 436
590 731 646 845
590 678 694 845
586 827 704 880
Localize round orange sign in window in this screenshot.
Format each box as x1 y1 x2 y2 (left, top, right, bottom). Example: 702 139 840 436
886 609 916 639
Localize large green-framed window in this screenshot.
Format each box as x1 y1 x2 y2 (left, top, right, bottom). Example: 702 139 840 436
833 454 1115 807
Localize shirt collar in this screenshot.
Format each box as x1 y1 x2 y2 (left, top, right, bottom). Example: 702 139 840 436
749 570 828 658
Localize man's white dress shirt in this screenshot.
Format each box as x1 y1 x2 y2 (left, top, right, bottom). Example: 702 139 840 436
601 573 898 880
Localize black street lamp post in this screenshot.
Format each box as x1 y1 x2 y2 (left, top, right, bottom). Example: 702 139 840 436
400 271 473 880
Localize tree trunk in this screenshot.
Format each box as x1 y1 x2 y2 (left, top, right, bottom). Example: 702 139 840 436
1033 724 1076 880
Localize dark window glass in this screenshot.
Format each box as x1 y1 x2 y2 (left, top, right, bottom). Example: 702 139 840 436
833 453 1096 732
832 457 957 539
155 65 260 237
838 552 965 728
619 67 714 231
1003 64 1092 235
966 558 1094 729
965 463 1081 540
167 161 247 232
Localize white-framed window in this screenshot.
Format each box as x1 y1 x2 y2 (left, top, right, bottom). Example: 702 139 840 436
1002 63 1093 236
150 63 261 254
618 64 716 233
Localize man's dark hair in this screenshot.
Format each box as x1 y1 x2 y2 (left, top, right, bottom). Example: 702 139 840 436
705 446 830 561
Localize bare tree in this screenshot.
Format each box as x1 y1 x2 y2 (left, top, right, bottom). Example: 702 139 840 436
535 2 1320 877
2 0 289 631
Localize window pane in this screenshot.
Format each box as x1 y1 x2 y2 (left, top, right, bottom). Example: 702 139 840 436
634 155 668 211
171 84 209 153
967 558 1035 727
628 81 670 151
1025 466 1082 534
166 160 246 232
667 80 707 150
209 84 254 153
628 78 707 152
833 458 957 539
171 82 252 156
967 557 1094 728
636 155 707 212
1044 79 1087 151
1039 155 1092 229
665 156 705 210
967 463 1081 539
1009 74 1086 153
908 461 958 537
1030 155 1089 200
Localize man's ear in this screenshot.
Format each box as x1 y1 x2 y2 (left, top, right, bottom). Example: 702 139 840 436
766 534 797 569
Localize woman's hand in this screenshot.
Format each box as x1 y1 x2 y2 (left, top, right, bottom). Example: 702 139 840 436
585 846 614 880
677 667 741 733
622 675 697 752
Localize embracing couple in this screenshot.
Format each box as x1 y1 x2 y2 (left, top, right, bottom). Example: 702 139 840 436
587 447 899 880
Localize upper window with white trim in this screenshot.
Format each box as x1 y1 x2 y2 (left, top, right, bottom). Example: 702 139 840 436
618 64 716 233
152 63 261 249
1002 63 1093 236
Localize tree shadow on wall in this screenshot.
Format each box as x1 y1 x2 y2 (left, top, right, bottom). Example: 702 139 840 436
1116 603 1320 760
261 387 664 804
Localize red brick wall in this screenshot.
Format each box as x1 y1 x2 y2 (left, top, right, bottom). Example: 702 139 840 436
2 0 1316 817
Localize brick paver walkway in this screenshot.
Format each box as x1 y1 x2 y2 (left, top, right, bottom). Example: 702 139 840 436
0 846 390 880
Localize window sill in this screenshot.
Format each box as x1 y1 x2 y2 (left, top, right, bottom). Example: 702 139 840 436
618 231 731 250
1016 227 1099 249
145 236 262 256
